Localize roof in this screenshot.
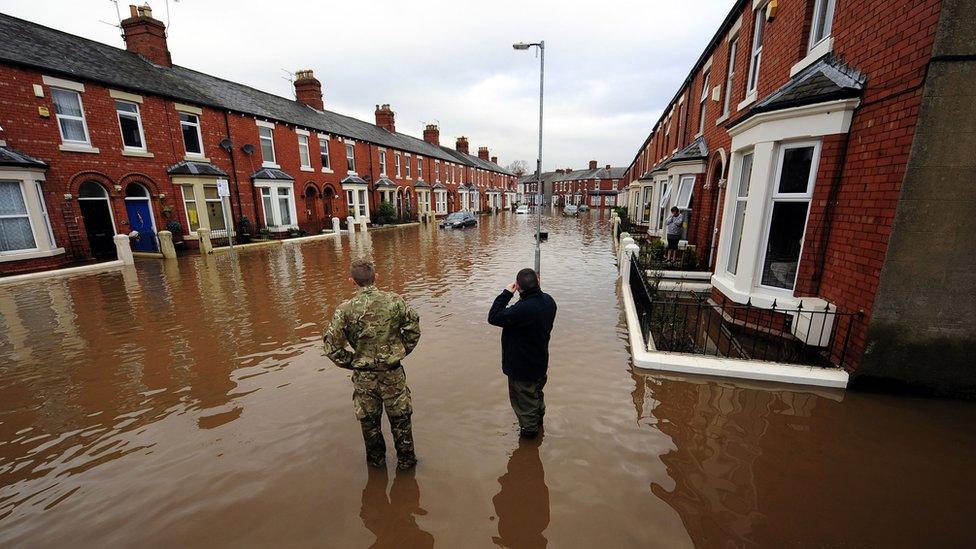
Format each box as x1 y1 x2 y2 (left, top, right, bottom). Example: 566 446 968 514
0 145 47 168
251 167 294 180
373 176 396 188
431 182 446 189
437 146 513 176
731 55 866 126
340 175 367 186
413 179 430 188
167 160 227 176
639 136 709 179
0 13 513 176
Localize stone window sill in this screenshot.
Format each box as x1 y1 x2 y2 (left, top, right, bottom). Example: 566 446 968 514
122 149 154 158
791 37 833 77
0 247 65 262
59 144 99 154
737 91 757 111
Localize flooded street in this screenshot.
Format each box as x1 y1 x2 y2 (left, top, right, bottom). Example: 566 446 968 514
1 212 975 547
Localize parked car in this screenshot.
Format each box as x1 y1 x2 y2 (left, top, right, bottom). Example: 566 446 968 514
578 204 589 212
516 205 530 214
440 211 477 229
562 204 579 216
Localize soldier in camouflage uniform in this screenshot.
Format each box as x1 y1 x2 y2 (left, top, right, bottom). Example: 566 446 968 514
324 258 422 469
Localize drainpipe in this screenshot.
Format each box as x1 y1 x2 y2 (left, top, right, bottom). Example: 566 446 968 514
222 111 244 228
811 110 856 293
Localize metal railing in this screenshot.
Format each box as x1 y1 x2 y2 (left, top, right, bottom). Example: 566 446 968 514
629 259 861 369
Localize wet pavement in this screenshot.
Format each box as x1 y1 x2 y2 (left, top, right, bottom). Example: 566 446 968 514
1 212 975 548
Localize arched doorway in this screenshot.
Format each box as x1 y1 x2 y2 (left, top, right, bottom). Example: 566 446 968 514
395 188 405 220
78 180 117 259
124 182 158 252
323 186 336 220
304 185 322 234
706 151 727 268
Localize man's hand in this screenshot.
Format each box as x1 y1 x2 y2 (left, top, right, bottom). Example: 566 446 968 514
506 281 519 293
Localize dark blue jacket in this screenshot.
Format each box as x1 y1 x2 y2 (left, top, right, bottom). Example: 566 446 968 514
487 287 557 381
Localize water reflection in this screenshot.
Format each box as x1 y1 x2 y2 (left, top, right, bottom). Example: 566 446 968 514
360 467 433 548
492 435 550 548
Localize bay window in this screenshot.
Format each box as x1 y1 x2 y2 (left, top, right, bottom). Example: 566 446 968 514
343 185 369 220
177 179 234 237
298 134 312 169
435 190 447 214
0 180 35 252
726 152 753 275
640 186 653 224
51 88 90 146
115 100 146 150
259 185 296 228
0 175 59 258
657 180 672 230
180 113 204 156
759 143 818 290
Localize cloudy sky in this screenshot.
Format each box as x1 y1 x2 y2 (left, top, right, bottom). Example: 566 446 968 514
3 0 732 169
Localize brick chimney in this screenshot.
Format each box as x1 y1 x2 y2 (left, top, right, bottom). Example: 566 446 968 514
423 124 440 146
605 164 611 170
478 147 490 161
121 4 171 67
491 156 498 164
374 104 395 133
589 160 598 170
293 70 324 110
455 136 469 154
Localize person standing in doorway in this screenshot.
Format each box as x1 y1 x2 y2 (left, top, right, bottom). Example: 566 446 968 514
665 206 684 263
324 258 422 470
487 268 558 438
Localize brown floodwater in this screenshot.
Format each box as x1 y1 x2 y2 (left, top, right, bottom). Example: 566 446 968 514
1 212 975 548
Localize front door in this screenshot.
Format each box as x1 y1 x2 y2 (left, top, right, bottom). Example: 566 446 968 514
304 188 321 234
79 200 116 259
125 199 158 252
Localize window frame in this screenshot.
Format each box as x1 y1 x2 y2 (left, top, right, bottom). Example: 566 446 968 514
726 151 755 276
755 140 821 292
258 125 277 167
395 153 401 177
179 112 205 157
297 134 312 169
379 149 387 175
51 88 91 146
318 136 331 171
808 0 837 51
697 71 710 135
746 5 767 95
345 142 356 174
114 100 147 151
722 37 739 117
0 179 38 254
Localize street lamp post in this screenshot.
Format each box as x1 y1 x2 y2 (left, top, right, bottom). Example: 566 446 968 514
513 40 545 275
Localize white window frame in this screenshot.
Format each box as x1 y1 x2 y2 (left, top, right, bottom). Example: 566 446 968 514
257 123 277 167
343 183 369 221
746 5 766 96
258 183 299 230
808 0 836 51
405 153 412 179
180 112 205 158
115 100 147 152
346 142 356 174
657 180 672 230
318 136 331 172
0 179 38 254
697 71 710 135
755 140 821 293
51 87 92 148
297 133 312 170
395 152 401 177
379 149 387 175
434 160 440 182
722 37 738 118
675 174 696 210
726 151 754 276
416 156 423 180
435 189 447 214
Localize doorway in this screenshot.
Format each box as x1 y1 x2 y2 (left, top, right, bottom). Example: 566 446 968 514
124 182 158 252
304 186 321 234
323 186 335 220
78 181 117 259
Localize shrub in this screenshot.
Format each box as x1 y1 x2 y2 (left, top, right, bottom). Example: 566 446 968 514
238 215 252 235
681 248 700 270
165 220 183 239
378 201 397 225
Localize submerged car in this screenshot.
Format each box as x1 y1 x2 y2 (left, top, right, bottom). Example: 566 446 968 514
577 204 589 212
516 205 530 214
440 211 477 229
562 204 579 216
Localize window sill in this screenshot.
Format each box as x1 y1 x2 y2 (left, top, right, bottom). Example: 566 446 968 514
791 37 833 77
347 171 358 176
184 230 237 240
266 225 298 233
321 167 333 174
737 92 757 111
0 247 66 262
300 166 314 172
122 149 154 158
715 112 730 125
262 162 281 169
185 154 210 162
59 144 99 154
694 131 703 139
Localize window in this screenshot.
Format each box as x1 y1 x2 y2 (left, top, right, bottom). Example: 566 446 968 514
0 181 36 252
346 143 356 173
416 156 423 179
51 88 90 145
319 137 331 170
259 126 276 166
697 71 710 134
277 187 293 225
204 186 226 231
357 189 367 218
726 152 754 275
405 155 412 178
435 190 447 214
346 189 356 218
298 134 311 169
657 180 672 230
640 187 654 223
675 175 696 210
435 161 440 182
417 191 430 214
746 6 766 94
722 38 739 116
180 113 204 156
115 100 146 150
395 153 401 177
262 188 274 226
379 150 387 175
759 144 818 290
809 0 836 49
35 182 55 247
590 195 601 206
181 185 200 232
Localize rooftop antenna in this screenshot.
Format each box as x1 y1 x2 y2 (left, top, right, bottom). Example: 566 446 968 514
281 69 295 97
165 0 180 37
99 0 123 40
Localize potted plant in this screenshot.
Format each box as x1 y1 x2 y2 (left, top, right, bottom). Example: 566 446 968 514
238 215 253 244
165 220 184 244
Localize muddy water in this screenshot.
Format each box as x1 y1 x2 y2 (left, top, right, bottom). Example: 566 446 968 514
1 212 974 548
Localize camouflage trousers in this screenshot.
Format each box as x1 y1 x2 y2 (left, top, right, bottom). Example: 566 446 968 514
352 367 416 468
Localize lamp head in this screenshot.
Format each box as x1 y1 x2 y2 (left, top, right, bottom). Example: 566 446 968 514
512 42 531 50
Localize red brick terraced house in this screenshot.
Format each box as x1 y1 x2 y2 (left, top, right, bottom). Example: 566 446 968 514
621 0 976 395
0 6 515 275
548 160 627 208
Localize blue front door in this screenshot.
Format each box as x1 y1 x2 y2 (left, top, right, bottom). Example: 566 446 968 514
125 200 158 252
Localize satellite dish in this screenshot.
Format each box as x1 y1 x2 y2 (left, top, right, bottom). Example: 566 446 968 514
219 138 233 151
241 143 255 155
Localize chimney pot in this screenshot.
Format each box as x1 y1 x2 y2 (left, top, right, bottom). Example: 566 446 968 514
374 103 396 133
423 124 440 146
606 164 611 170
589 160 598 170
478 146 490 161
121 3 171 66
491 156 498 164
455 136 469 155
294 69 324 110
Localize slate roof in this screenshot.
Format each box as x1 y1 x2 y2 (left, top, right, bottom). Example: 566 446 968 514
670 136 708 162
340 175 367 186
0 13 514 176
373 176 396 188
413 179 430 188
431 182 446 189
167 160 228 176
731 55 866 126
0 145 47 168
251 167 294 180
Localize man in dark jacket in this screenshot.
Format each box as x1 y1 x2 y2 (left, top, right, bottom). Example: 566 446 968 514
487 268 557 438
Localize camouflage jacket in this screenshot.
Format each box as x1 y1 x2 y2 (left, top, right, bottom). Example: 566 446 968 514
323 285 422 371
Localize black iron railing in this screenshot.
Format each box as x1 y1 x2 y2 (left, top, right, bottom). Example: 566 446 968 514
628 259 861 369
